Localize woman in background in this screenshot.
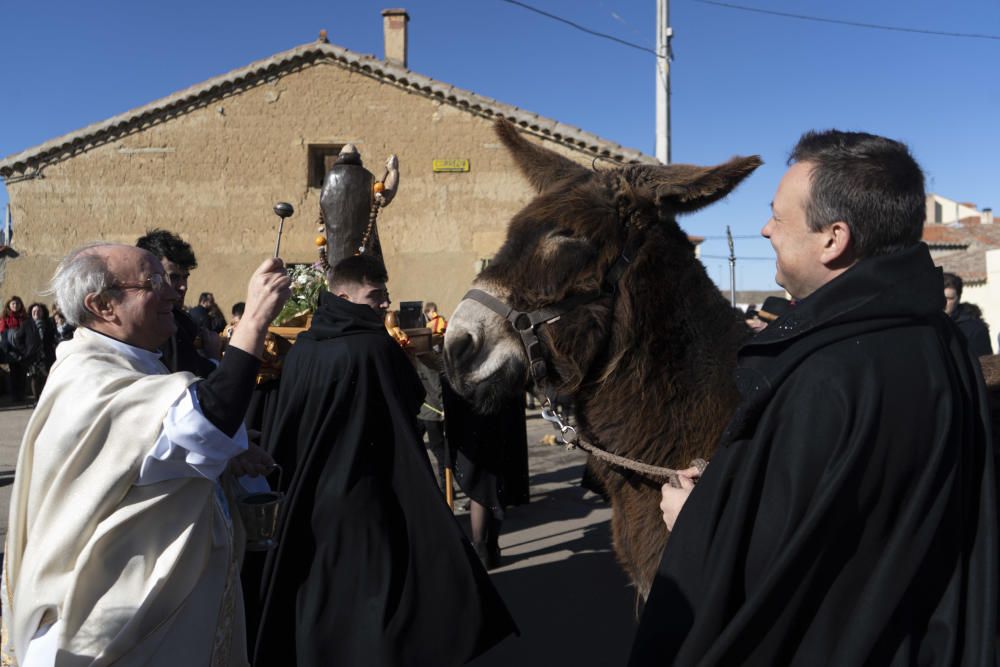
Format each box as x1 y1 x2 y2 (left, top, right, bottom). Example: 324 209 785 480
27 302 57 399
0 296 38 403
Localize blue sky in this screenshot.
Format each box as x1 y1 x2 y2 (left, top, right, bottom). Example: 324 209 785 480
2 0 998 289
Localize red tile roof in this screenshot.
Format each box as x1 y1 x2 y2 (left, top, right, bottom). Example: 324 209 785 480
924 222 1000 284
922 225 970 246
935 249 988 284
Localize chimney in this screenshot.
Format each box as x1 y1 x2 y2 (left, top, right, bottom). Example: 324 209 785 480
382 8 409 69
983 207 994 225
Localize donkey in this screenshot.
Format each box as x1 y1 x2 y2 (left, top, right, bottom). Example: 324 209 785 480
444 119 762 599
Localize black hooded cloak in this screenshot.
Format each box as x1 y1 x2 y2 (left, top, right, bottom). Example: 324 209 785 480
253 292 516 666
442 381 530 520
629 244 997 666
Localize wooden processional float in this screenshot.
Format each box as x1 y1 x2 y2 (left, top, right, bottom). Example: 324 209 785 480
265 144 455 504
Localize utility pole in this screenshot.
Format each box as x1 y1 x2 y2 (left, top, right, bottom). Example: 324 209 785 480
656 0 672 164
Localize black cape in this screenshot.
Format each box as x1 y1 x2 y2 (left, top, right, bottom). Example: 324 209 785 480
254 292 516 666
162 308 217 377
951 303 993 357
630 244 998 666
442 382 530 520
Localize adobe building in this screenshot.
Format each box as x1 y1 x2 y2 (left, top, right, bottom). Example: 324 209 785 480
0 10 653 316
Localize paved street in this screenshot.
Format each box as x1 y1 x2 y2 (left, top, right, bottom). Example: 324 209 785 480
0 404 640 665
0 402 30 550
466 412 638 665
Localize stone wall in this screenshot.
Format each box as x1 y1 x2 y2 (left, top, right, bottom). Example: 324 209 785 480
2 60 595 318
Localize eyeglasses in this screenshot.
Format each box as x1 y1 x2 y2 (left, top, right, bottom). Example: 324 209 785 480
112 274 168 294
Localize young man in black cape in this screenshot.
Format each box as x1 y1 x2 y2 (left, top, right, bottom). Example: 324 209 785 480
253 255 516 666
630 130 998 666
942 271 993 357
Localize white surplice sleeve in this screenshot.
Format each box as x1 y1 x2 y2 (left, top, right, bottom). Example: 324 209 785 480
135 386 249 486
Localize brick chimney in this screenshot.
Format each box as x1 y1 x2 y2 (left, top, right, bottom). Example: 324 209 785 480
382 8 409 69
983 207 994 225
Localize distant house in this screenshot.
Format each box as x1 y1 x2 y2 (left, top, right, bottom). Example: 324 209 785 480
926 193 988 227
0 10 655 314
923 193 1000 343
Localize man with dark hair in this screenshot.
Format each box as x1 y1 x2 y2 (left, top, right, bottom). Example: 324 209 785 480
254 254 515 666
326 253 391 316
942 271 993 356
136 229 219 376
631 130 997 665
223 301 246 339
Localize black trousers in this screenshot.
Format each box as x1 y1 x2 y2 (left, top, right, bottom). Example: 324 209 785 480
418 419 449 490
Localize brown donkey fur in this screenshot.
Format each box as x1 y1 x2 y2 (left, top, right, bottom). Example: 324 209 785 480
444 119 762 599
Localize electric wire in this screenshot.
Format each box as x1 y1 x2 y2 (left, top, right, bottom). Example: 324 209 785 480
701 254 774 261
498 0 665 58
694 0 1000 42
498 0 1000 59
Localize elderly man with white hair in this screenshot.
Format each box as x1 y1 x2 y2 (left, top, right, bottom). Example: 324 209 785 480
2 243 290 666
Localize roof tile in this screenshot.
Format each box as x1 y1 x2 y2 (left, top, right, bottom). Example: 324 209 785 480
1 41 653 178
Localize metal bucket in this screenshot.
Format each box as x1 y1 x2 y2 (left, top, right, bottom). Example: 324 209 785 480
237 465 285 552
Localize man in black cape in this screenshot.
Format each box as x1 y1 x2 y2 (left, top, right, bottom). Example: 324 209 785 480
254 255 516 666
942 271 993 357
630 130 998 665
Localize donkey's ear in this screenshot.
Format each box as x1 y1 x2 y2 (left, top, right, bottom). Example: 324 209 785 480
495 119 589 193
630 156 762 214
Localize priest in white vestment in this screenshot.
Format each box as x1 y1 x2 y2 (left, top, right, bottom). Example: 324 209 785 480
2 244 290 666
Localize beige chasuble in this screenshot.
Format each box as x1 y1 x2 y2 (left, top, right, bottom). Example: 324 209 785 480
2 329 247 666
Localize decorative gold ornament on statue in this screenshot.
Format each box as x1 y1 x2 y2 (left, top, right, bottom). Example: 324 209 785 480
357 156 400 256
385 310 410 347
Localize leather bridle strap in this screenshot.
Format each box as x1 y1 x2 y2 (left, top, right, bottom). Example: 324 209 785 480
461 250 633 399
463 287 571 391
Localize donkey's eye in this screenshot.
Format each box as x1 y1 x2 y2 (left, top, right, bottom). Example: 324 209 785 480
549 228 575 239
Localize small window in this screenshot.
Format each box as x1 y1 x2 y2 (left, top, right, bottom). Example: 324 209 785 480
308 144 345 189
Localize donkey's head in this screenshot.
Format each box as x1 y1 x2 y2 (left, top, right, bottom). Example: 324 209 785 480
444 119 760 413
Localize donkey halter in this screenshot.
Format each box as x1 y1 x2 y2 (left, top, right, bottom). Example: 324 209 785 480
462 248 632 403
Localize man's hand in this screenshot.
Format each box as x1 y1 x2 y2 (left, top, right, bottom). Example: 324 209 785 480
228 258 292 359
242 258 293 328
229 443 275 477
660 466 702 531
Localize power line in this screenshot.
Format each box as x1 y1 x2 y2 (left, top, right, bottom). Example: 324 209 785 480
501 0 1000 54
498 0 665 58
694 0 1000 42
702 254 774 261
699 234 762 240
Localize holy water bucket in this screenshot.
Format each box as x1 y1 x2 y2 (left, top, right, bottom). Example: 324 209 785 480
237 465 285 552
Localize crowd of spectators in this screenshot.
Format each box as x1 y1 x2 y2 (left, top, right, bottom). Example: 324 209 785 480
0 296 75 404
